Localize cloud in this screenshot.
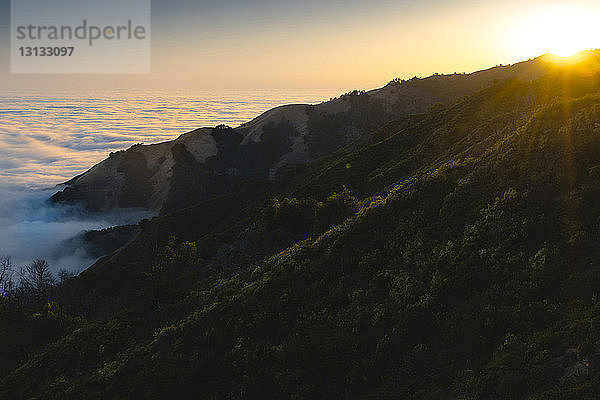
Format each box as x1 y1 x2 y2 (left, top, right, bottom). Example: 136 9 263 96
0 185 150 274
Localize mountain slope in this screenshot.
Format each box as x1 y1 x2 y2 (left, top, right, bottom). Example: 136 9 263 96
3 56 600 398
50 55 559 214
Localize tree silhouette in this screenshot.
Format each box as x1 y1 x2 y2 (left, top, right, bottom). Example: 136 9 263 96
0 255 14 298
19 259 55 303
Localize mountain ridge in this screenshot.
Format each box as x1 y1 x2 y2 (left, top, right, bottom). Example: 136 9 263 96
50 53 565 214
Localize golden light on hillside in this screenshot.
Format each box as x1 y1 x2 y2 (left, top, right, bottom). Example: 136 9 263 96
512 5 600 58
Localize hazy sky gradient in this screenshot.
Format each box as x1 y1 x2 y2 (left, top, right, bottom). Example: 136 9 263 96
1 0 599 90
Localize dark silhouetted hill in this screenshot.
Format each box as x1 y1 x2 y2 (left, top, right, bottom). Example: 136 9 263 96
3 50 600 399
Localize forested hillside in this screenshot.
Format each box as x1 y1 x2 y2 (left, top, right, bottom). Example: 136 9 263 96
3 54 600 399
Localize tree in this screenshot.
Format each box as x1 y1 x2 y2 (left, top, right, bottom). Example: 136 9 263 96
57 269 75 285
19 259 55 302
0 255 14 298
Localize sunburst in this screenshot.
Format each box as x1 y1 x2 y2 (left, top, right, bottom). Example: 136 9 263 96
513 5 599 58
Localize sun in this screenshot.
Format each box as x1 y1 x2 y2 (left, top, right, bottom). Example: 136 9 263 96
513 5 600 58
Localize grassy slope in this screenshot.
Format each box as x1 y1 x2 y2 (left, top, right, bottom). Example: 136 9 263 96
3 67 600 399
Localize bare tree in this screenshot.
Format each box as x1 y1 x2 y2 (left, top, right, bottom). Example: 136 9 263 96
19 259 55 302
57 269 75 285
0 255 14 297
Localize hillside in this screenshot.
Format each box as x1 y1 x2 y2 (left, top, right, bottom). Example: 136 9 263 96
3 52 600 399
51 55 555 214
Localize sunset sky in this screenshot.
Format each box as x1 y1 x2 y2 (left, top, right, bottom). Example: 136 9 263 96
0 0 599 91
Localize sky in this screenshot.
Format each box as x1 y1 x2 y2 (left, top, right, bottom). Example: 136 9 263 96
0 0 600 90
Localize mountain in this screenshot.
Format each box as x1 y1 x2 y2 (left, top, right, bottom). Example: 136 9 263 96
50 55 555 214
3 51 600 399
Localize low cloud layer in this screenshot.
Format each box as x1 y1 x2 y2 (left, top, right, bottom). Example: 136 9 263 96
0 185 150 274
0 90 335 185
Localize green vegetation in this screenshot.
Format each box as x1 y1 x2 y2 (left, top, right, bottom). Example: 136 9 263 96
4 62 600 399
